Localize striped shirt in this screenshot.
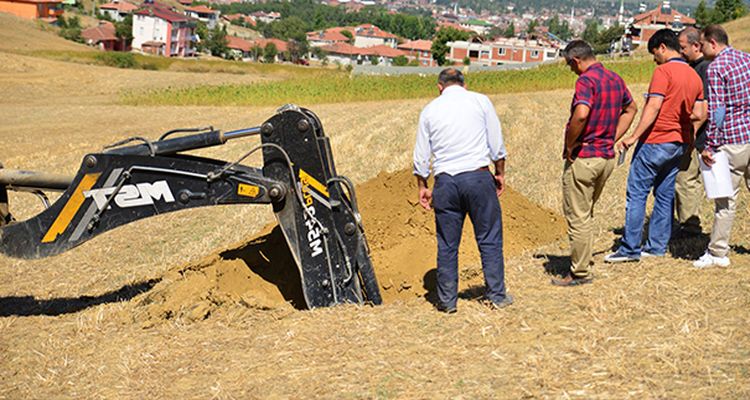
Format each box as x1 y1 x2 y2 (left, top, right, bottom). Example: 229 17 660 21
705 47 750 148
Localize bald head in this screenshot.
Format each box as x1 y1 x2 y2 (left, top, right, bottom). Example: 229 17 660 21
678 27 703 62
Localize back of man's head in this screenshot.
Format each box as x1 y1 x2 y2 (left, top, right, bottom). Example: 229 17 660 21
438 68 465 87
702 24 729 45
648 29 680 53
562 40 595 62
678 26 701 45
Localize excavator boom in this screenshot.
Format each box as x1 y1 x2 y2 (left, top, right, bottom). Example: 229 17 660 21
0 106 382 309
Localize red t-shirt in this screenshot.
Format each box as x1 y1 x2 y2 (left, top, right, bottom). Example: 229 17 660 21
643 59 704 144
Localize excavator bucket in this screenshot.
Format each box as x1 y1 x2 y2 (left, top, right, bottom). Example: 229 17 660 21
0 107 381 309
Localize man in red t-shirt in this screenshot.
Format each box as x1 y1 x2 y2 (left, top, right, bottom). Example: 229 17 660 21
605 29 707 263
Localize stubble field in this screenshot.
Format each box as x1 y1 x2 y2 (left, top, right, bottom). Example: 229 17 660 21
1 14 749 399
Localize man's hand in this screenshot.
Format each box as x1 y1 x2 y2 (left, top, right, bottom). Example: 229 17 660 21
418 187 432 210
701 148 715 167
564 146 575 162
494 174 505 197
616 135 638 153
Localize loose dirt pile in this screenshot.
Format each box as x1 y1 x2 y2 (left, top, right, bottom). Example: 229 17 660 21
133 168 565 324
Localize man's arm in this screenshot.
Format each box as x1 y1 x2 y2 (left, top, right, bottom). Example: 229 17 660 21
702 66 726 166
617 96 664 151
615 101 638 142
493 158 506 197
482 96 507 196
565 104 590 160
415 174 432 210
414 110 433 210
691 100 708 135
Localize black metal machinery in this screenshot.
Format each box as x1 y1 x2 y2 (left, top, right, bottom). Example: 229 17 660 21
0 106 382 309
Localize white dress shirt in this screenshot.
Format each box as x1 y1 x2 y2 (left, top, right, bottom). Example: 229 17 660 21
413 85 507 178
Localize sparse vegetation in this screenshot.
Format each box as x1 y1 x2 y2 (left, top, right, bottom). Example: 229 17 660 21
122 58 656 107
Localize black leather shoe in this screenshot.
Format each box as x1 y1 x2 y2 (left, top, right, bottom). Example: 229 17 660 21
437 305 457 314
551 275 593 287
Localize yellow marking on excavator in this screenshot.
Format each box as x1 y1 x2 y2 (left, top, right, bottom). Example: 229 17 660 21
41 173 101 243
237 183 260 198
298 169 329 198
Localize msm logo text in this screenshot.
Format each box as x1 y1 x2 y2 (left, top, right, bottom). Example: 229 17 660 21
84 181 175 210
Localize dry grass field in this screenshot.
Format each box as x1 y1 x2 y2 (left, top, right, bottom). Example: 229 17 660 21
1 14 749 399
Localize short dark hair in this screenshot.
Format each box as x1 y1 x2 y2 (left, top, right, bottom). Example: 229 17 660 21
702 24 729 45
562 40 595 61
648 29 680 53
679 26 701 45
438 68 465 86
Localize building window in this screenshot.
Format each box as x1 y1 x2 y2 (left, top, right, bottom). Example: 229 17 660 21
480 50 489 58
531 50 539 58
546 51 557 58
497 47 506 56
469 50 479 58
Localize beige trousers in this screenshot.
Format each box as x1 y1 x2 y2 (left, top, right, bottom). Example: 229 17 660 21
562 157 615 278
708 143 750 257
674 148 703 229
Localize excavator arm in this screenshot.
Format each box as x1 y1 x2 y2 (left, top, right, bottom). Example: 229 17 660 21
0 106 382 309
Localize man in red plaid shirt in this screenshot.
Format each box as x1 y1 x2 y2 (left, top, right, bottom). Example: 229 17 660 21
694 25 750 268
552 40 637 286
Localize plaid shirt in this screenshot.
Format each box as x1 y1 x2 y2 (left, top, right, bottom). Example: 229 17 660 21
706 47 750 148
566 63 633 159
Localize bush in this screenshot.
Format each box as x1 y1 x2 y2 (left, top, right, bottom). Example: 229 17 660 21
95 52 137 69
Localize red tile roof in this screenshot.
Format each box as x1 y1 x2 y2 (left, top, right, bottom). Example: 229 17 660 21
226 35 252 52
135 4 191 23
321 42 407 58
185 5 216 14
633 3 695 26
99 1 137 12
82 21 117 42
250 38 288 53
306 29 350 43
354 24 397 39
398 39 433 52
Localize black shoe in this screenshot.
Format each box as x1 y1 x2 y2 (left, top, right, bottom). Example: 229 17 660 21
488 295 514 309
437 304 457 314
551 274 593 287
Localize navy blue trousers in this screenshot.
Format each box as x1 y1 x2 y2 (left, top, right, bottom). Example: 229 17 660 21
433 170 506 308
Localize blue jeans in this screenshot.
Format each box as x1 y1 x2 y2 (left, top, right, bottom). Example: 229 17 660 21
433 170 506 308
620 142 686 257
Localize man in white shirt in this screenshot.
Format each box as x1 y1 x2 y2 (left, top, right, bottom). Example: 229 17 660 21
413 68 511 313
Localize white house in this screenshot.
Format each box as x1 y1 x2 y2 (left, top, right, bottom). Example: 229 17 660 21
98 0 137 22
184 5 219 29
353 24 398 48
133 4 196 57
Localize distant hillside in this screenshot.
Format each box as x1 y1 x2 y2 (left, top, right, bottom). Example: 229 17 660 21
0 13 91 53
724 14 750 51
441 0 713 17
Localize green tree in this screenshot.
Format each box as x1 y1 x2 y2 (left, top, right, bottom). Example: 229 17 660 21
286 39 308 63
462 56 470 65
526 19 539 34
694 0 714 26
341 29 354 44
503 22 515 38
195 21 210 52
269 15 308 41
431 27 471 66
250 45 263 61
712 0 748 23
115 14 133 42
263 42 278 63
582 19 600 44
369 55 379 65
546 15 572 40
207 25 229 58
58 15 83 43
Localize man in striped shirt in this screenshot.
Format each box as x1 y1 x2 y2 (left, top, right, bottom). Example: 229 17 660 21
693 25 750 268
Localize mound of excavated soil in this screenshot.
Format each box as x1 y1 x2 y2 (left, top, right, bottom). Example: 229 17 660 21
133 168 565 324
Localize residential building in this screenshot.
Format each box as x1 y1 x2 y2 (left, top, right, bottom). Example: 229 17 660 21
133 3 196 57
459 19 494 36
306 28 350 47
82 21 130 51
184 4 218 29
353 24 398 48
0 0 62 22
226 35 252 59
397 39 436 66
250 11 279 23
626 1 695 46
98 0 137 22
447 38 560 66
318 42 408 66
